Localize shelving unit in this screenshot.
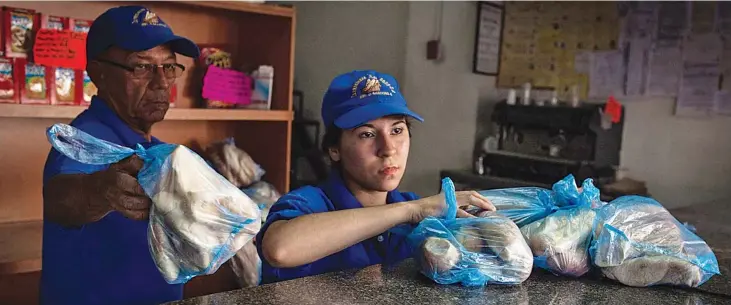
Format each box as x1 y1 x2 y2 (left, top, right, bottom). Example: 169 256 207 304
0 0 295 303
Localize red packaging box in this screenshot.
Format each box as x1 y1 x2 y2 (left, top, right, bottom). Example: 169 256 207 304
17 58 51 105
40 14 77 106
3 7 36 58
0 57 18 104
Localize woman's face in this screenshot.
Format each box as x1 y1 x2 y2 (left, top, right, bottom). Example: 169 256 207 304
330 116 410 192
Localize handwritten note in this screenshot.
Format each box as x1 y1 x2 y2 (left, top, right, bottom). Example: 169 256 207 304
33 29 86 70
202 65 252 105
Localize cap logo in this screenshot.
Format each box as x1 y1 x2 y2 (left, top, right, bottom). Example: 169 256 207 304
132 8 167 27
351 74 397 99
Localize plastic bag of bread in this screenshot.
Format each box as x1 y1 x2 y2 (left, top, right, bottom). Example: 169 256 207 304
468 175 604 277
206 137 265 188
408 178 533 286
242 181 281 222
46 124 262 284
589 196 720 287
229 239 261 288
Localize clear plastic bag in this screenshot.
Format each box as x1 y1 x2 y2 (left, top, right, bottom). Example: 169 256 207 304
589 196 720 287
408 178 533 286
205 137 265 188
242 181 281 223
229 239 261 288
46 123 262 284
469 175 603 277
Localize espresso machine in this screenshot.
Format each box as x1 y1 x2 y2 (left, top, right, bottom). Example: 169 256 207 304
478 100 624 187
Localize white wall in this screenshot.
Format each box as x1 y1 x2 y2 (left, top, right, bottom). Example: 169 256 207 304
292 1 731 207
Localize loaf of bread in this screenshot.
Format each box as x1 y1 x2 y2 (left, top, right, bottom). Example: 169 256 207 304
148 145 262 284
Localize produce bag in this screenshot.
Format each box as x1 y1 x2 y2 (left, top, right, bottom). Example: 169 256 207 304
242 181 281 222
469 175 603 277
590 196 719 287
205 137 265 188
408 178 533 286
229 239 261 288
46 123 262 284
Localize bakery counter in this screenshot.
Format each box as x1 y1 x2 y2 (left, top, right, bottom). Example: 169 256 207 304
168 200 731 305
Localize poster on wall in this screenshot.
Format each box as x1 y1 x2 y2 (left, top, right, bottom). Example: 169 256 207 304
473 2 504 75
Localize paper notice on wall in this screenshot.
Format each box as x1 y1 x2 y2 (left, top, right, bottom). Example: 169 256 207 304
683 33 723 64
646 46 683 96
574 51 591 74
589 50 626 98
657 2 688 47
714 90 731 116
676 62 719 116
625 36 652 96
691 1 717 34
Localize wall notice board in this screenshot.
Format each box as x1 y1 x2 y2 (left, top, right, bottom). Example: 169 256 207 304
495 1 620 99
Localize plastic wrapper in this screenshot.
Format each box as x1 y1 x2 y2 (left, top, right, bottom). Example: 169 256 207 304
206 137 265 188
590 196 720 287
408 178 533 286
242 181 281 222
229 239 261 288
468 175 603 277
46 123 262 284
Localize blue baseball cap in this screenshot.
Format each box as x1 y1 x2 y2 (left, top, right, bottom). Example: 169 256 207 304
322 70 424 129
86 6 200 61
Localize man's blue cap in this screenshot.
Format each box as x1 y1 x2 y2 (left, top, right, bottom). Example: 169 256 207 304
322 70 424 129
86 6 200 61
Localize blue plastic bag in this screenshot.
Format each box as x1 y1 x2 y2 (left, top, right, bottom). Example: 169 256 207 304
46 123 262 284
407 178 534 286
468 175 604 277
589 196 719 287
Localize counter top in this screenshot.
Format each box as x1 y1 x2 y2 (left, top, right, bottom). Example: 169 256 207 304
169 200 731 305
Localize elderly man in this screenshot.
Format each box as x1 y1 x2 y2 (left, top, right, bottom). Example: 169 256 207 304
41 6 200 305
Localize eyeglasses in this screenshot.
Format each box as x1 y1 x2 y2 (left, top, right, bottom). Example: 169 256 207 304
95 58 186 79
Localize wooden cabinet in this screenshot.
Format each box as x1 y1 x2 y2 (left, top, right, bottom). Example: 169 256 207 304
0 1 295 303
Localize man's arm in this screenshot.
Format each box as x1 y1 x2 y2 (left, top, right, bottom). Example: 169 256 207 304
43 173 110 228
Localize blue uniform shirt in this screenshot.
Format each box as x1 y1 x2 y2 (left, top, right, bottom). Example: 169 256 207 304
256 170 419 284
40 97 183 305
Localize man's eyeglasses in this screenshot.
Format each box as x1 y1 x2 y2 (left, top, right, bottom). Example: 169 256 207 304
95 59 186 79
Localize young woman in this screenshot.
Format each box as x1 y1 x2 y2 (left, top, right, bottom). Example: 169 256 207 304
255 70 494 284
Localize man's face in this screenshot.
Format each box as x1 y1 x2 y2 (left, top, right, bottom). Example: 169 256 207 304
96 45 177 128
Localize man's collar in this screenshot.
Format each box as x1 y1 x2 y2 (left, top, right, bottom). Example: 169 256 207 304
320 169 407 210
88 96 162 147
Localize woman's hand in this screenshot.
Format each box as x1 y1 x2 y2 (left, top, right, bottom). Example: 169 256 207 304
406 191 495 223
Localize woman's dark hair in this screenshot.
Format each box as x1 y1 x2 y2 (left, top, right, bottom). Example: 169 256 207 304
321 116 413 162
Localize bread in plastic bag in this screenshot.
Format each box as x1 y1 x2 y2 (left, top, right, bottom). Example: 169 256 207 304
46 123 262 284
242 181 281 222
206 137 265 188
589 196 720 287
408 178 533 286
469 175 603 277
229 239 261 288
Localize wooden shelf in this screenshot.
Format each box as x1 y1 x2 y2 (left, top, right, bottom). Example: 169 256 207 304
178 1 294 18
0 104 293 122
0 221 42 275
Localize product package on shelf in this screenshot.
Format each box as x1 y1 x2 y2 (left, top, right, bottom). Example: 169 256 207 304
72 18 94 106
169 83 177 108
590 196 720 288
198 45 252 109
244 65 273 110
40 14 77 106
0 58 18 103
46 123 263 284
3 7 37 58
17 58 50 105
408 178 533 286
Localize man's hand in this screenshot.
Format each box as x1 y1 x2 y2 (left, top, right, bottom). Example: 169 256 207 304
406 191 495 223
91 155 152 220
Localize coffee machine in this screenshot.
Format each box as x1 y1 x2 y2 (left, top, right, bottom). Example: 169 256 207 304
478 100 624 186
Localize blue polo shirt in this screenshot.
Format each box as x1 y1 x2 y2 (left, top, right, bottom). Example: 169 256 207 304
40 97 182 305
256 170 419 284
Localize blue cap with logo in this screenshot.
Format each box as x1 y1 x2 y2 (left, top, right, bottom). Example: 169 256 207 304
322 70 424 129
86 5 200 61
